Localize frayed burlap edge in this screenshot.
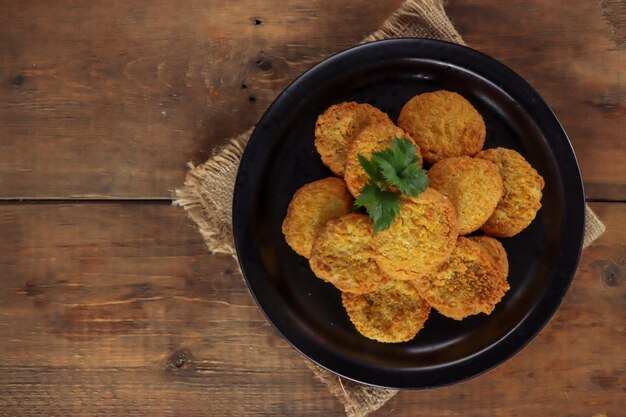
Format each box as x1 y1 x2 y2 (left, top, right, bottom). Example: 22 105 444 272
173 0 606 416
305 361 398 417
175 127 253 257
584 204 606 248
362 0 464 45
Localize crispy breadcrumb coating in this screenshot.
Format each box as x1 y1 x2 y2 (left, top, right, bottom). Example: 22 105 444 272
468 235 509 277
416 237 509 320
398 90 485 163
342 280 431 343
310 214 389 294
282 177 353 258
372 188 458 280
315 102 392 176
428 156 503 235
476 148 544 237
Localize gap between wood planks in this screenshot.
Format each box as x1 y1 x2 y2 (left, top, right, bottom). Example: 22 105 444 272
0 198 172 205
0 198 623 204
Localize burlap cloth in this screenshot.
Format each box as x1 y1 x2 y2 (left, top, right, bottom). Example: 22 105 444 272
174 1 606 415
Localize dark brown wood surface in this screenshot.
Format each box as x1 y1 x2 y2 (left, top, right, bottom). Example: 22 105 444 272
0 203 623 416
0 0 624 416
1 0 625 200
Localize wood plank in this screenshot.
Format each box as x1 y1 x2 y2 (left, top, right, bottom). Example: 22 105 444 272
0 202 623 415
450 0 626 201
0 203 343 415
0 0 401 199
1 0 624 200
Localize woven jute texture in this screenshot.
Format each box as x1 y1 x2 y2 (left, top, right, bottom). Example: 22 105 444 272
174 1 606 415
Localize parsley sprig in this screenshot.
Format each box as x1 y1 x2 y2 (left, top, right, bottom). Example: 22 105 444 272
354 136 428 232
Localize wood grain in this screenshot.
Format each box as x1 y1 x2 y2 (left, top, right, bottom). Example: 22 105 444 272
451 0 626 201
0 203 344 415
0 1 624 416
0 203 623 415
0 0 401 200
1 0 624 200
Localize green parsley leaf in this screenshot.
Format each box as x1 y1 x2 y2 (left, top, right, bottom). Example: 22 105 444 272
398 164 429 196
394 136 420 166
371 136 428 196
353 181 379 208
371 136 418 173
368 190 401 232
358 155 385 184
354 135 429 232
371 154 397 185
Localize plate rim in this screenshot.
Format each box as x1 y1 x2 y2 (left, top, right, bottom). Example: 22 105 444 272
232 38 585 389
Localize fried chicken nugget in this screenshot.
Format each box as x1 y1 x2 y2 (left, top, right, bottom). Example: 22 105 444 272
344 122 422 197
342 280 431 343
372 188 458 280
398 90 486 164
416 237 509 320
282 177 353 259
468 235 509 277
309 214 389 294
428 156 503 235
315 102 392 176
476 148 545 237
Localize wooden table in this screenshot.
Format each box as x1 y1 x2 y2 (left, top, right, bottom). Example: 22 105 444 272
1 1 624 415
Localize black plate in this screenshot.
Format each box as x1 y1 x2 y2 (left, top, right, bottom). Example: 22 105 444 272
232 39 585 389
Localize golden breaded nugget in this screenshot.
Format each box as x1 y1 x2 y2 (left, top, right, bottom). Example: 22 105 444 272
476 148 545 237
309 214 389 294
315 102 392 176
282 177 353 258
468 235 509 277
416 237 509 320
344 122 422 197
398 90 486 163
342 280 431 343
372 188 458 280
428 156 503 235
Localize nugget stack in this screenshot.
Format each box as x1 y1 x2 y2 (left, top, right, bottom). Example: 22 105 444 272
282 92 545 343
